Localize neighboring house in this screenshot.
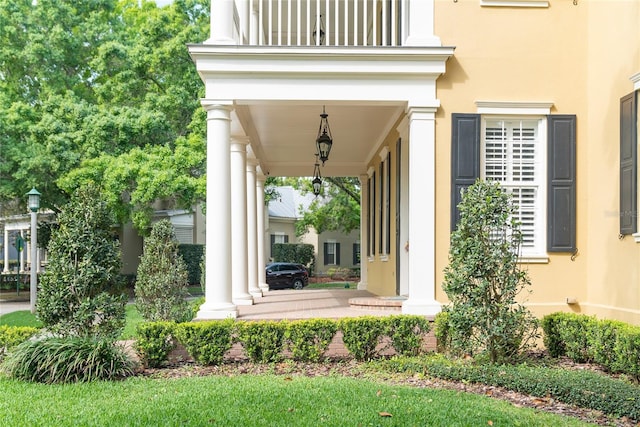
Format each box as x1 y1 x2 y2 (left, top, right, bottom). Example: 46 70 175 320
267 186 360 275
0 213 53 274
185 0 638 324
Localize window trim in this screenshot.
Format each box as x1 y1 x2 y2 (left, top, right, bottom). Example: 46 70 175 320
480 115 548 259
479 102 556 262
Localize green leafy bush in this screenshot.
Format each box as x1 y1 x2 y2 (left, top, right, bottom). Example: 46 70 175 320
2 336 134 383
540 312 566 357
135 321 177 368
612 324 640 378
443 180 538 363
37 185 126 338
0 325 39 360
175 320 235 365
339 316 387 361
178 244 204 285
135 220 191 323
434 311 451 354
385 315 430 357
272 243 314 267
237 321 287 363
285 319 337 362
542 312 640 379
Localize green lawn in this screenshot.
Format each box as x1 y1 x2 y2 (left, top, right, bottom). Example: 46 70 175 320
0 374 595 426
0 305 142 339
0 310 42 328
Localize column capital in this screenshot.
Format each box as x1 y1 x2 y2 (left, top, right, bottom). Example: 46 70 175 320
406 105 439 120
201 100 234 112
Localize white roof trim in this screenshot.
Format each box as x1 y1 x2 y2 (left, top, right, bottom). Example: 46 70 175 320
475 101 554 115
480 0 549 7
631 72 640 91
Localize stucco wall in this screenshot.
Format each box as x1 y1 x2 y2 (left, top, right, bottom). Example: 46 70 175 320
433 0 640 323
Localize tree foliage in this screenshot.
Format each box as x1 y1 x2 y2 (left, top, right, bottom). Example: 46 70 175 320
442 179 538 363
266 177 360 236
0 0 209 223
36 185 126 338
135 219 191 322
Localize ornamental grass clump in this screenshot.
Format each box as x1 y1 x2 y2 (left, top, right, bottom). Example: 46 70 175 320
441 180 538 364
2 336 134 383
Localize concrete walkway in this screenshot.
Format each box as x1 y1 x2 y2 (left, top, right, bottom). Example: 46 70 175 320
238 288 397 320
1 289 397 319
0 299 31 316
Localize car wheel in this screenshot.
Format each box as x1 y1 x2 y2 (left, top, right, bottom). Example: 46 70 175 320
292 279 304 290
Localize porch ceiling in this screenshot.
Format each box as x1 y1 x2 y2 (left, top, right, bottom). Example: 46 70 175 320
236 102 405 178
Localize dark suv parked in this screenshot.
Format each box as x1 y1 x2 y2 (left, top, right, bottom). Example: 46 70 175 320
265 262 309 290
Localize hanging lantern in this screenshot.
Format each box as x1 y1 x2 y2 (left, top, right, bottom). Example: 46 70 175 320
315 106 333 164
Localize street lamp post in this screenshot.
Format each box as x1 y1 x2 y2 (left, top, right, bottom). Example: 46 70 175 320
27 188 40 314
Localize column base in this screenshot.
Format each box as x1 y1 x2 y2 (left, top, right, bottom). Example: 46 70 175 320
402 298 441 317
196 302 238 320
357 280 368 290
233 294 254 305
249 289 263 298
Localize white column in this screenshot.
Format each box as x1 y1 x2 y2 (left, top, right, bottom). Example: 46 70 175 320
236 0 250 44
230 137 253 305
19 230 25 273
403 0 441 47
197 102 238 319
402 106 441 316
209 0 236 44
256 171 268 291
246 154 262 297
3 228 9 272
357 174 368 290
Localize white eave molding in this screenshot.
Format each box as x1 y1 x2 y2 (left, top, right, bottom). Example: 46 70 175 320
631 72 640 91
481 0 549 7
476 101 554 115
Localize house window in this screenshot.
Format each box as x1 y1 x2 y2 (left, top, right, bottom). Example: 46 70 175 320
452 106 576 259
353 242 361 265
270 233 288 258
482 118 545 255
378 161 384 255
377 149 391 257
324 241 340 265
370 172 376 257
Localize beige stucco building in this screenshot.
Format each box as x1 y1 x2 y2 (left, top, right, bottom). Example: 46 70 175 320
189 0 640 324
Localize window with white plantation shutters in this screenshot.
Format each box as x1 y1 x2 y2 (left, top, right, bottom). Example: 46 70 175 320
482 119 544 255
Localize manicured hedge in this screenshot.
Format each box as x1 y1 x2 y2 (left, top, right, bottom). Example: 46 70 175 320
134 315 431 367
542 312 640 379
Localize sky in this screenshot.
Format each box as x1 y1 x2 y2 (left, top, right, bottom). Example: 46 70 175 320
154 0 173 6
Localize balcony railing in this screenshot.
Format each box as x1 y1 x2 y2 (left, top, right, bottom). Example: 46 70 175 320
238 0 406 47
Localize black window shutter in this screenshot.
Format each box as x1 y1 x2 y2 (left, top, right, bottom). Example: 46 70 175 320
270 234 276 257
336 243 341 265
547 115 577 252
323 242 329 265
451 114 481 231
620 92 637 235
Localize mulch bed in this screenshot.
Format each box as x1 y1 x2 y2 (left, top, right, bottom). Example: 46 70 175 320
135 354 639 427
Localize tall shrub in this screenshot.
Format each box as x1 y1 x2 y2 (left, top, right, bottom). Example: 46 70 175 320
37 185 126 338
135 220 190 322
442 179 538 363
